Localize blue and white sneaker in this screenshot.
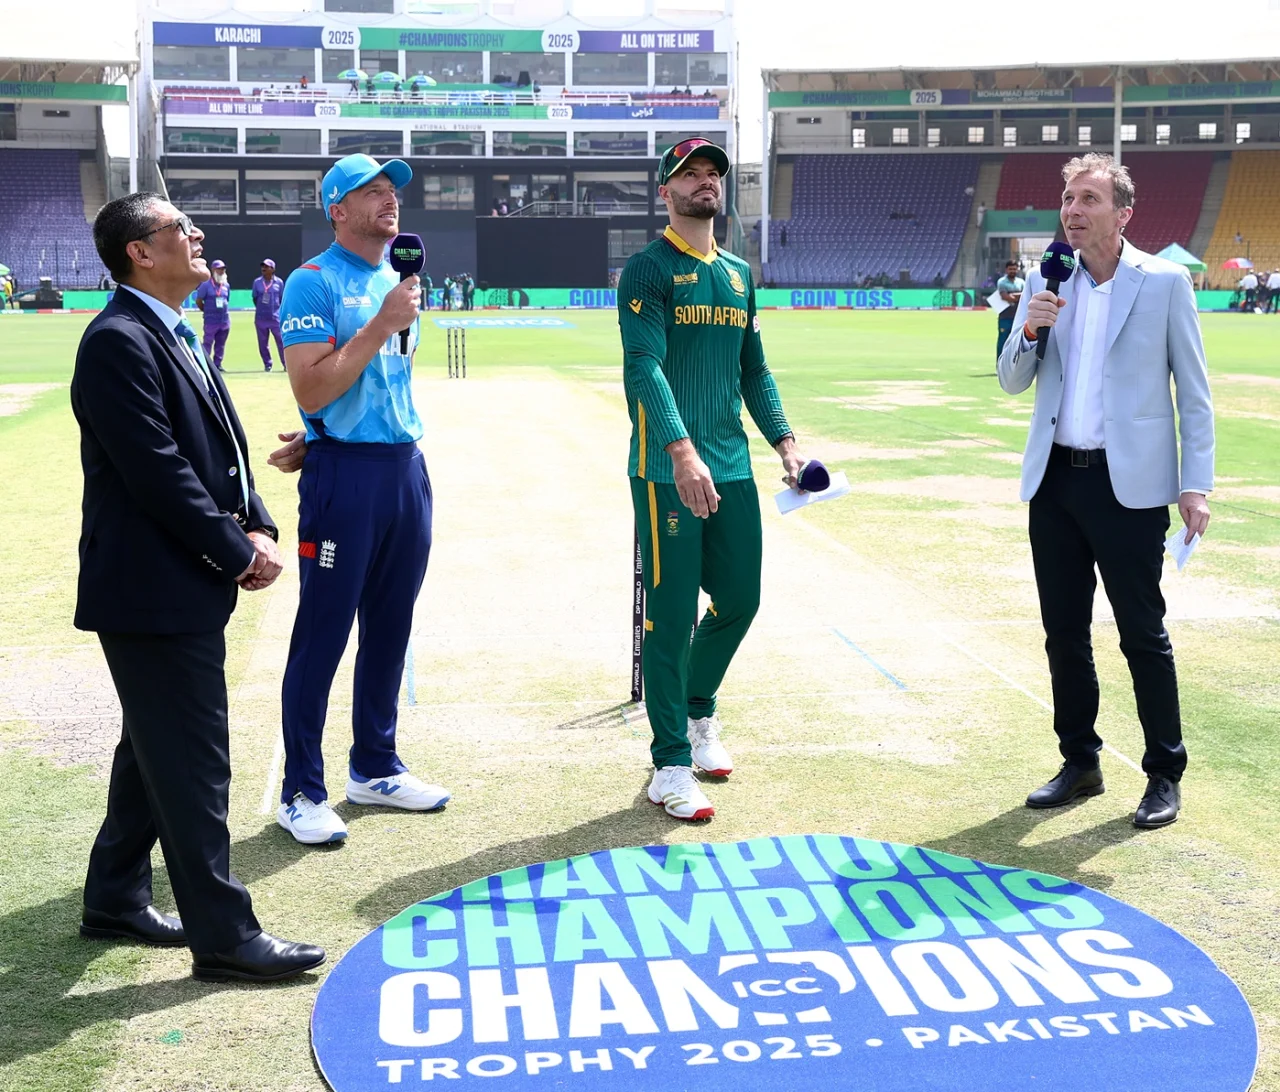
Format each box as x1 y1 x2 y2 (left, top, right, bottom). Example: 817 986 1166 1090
346 771 451 811
277 793 348 845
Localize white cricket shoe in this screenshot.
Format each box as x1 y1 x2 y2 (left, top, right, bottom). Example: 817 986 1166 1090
346 771 451 811
688 715 733 776
277 794 348 845
648 765 715 820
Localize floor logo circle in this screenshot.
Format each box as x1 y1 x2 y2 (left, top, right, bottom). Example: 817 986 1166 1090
311 836 1257 1090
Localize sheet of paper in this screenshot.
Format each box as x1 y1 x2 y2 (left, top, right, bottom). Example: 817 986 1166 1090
776 470 851 515
987 289 1011 315
1164 529 1201 572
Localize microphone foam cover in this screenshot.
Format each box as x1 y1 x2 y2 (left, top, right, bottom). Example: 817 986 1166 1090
798 459 830 493
389 233 426 276
1040 240 1076 284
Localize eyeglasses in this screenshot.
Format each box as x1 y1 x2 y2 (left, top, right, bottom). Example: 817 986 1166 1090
133 214 195 243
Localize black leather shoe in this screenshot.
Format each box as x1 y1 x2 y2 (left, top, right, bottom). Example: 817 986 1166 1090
80 905 187 947
192 932 326 983
1134 775 1181 828
1025 762 1104 808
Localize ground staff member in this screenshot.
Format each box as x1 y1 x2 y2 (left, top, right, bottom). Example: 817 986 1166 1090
72 193 322 982
619 137 807 821
194 259 231 370
995 259 1024 358
274 153 450 845
999 153 1214 829
252 258 285 371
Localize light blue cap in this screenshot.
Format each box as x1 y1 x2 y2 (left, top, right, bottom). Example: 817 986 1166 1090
321 153 412 221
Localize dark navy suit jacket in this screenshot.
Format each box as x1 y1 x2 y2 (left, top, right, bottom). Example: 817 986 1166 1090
70 286 276 634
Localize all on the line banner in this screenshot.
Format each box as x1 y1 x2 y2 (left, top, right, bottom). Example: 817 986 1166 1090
310 835 1257 1090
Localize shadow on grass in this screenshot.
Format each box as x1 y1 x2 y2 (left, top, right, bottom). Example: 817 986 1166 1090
356 795 683 927
0 822 325 1070
923 801 1146 892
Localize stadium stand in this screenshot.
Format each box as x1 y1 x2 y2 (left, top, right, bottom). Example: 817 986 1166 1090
764 154 978 286
1201 150 1280 288
0 149 102 288
993 151 1213 254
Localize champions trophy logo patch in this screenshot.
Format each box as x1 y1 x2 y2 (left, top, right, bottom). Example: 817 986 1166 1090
310 836 1258 1090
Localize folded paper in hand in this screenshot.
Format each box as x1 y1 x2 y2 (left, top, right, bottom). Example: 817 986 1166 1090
1164 529 1201 572
776 470 851 515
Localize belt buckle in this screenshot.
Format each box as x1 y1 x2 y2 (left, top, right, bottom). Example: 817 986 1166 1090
1070 449 1089 468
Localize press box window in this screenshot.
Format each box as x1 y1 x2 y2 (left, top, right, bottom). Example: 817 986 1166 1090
852 128 866 148
328 130 404 157
1156 123 1171 145
410 131 484 156
494 131 568 156
165 177 237 212
1078 125 1092 145
404 52 484 84
1041 125 1059 143
927 127 941 147
572 52 648 87
165 127 237 154
1003 126 1017 147
491 52 564 85
1121 123 1138 142
422 174 475 209
891 127 910 145
238 47 317 83
1236 122 1251 144
245 179 318 213
968 126 985 144
153 45 230 81
796 117 821 125
358 51 400 78
323 50 356 83
246 129 321 155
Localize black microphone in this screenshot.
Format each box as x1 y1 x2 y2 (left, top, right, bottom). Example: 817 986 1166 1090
388 233 426 355
1036 240 1076 360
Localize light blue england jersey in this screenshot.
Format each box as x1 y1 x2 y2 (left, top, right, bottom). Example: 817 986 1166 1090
280 241 423 444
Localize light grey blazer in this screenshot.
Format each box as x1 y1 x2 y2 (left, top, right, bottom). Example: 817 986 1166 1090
997 239 1214 509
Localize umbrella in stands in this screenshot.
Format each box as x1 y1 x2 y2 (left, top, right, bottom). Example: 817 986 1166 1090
337 69 368 81
0 263 11 276
1222 257 1254 269
409 73 437 88
372 71 401 86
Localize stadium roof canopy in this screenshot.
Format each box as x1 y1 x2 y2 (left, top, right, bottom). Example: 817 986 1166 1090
764 56 1280 92
0 10 137 69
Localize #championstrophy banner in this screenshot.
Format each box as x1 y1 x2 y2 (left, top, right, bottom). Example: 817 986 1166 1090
310 835 1256 1091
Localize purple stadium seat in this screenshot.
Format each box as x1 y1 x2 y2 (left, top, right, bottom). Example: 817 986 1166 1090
763 154 978 287
0 149 103 289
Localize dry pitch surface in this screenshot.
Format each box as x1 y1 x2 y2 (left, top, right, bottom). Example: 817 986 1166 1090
0 309 1277 1091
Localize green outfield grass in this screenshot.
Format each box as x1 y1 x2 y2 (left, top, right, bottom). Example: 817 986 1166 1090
0 308 1277 1091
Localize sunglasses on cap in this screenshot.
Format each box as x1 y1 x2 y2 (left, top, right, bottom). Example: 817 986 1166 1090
672 137 714 160
132 213 196 243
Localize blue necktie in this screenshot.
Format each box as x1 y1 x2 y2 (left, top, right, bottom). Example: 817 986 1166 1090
174 318 249 509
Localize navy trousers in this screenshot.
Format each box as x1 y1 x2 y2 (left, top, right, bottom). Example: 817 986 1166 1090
280 439 432 805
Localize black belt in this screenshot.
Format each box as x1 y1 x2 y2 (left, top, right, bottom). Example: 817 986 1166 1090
1052 443 1107 468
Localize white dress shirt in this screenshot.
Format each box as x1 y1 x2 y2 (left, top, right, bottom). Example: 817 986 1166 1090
118 283 248 508
1241 273 1259 291
1268 273 1280 290
1054 264 1112 450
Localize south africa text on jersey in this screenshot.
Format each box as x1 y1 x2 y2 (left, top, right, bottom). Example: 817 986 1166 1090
673 305 749 328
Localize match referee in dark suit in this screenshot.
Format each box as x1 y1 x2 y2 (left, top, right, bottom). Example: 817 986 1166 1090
71 193 323 982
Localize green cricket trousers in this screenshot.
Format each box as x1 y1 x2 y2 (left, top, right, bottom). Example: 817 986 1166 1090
630 477 763 769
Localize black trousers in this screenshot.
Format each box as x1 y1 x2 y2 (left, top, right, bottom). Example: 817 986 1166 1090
1029 446 1186 780
84 630 261 953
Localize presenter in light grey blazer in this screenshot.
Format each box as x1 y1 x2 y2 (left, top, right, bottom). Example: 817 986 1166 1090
997 152 1214 830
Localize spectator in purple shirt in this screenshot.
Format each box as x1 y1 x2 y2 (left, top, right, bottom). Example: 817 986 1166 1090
251 259 285 372
194 259 231 371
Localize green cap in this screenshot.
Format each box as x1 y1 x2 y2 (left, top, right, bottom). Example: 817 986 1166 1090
657 137 731 185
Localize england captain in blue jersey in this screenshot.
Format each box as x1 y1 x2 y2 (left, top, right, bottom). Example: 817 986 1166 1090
275 153 449 845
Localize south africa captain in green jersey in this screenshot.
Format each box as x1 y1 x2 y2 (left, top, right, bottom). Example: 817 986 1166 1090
618 136 809 821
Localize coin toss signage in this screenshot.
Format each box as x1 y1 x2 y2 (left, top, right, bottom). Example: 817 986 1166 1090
310 835 1256 1090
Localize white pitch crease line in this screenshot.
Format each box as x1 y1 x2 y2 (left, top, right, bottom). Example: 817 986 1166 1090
927 623 1143 776
259 732 285 815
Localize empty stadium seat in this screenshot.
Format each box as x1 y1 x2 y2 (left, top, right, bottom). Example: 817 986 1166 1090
0 149 102 289
763 154 977 287
994 151 1212 253
1201 150 1280 288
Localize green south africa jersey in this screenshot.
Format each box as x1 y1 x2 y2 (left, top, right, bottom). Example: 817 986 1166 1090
618 226 791 484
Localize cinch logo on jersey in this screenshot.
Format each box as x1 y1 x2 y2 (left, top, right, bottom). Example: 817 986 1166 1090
309 835 1257 1091
674 304 749 328
282 314 326 334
